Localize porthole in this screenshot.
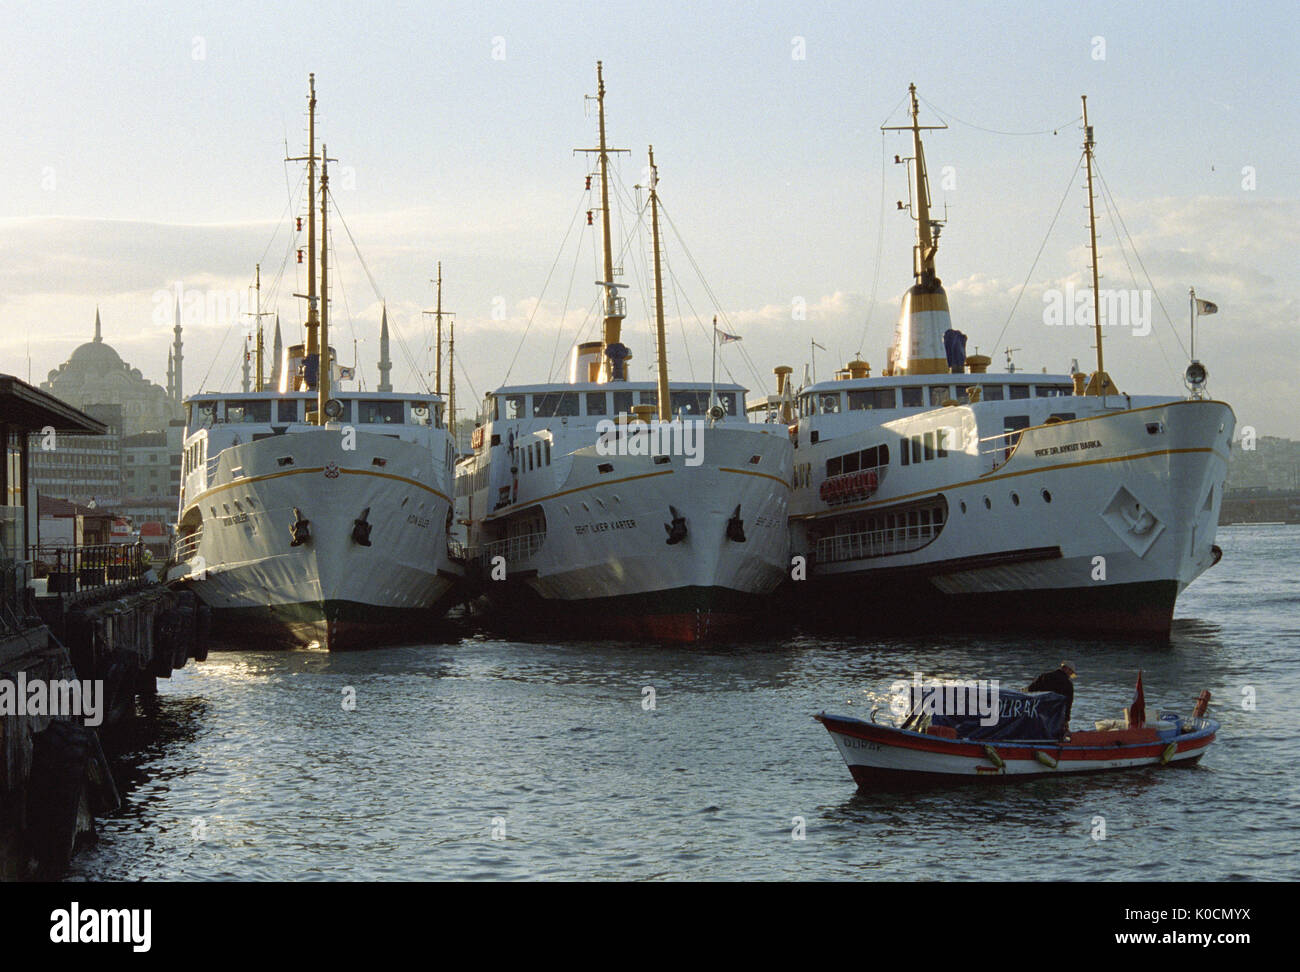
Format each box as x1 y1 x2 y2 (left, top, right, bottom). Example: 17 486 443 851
1041 489 1052 503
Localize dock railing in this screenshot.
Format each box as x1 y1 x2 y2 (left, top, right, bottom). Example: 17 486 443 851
28 542 150 603
482 532 546 566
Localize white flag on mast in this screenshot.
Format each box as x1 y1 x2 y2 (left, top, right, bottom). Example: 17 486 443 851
1195 298 1218 315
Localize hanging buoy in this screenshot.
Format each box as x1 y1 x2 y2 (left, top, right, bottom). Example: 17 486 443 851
982 745 1004 769
1160 742 1178 765
1034 750 1058 769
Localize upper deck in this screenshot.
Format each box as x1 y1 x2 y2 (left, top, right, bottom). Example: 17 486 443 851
478 381 756 430
182 390 446 438
796 372 1077 419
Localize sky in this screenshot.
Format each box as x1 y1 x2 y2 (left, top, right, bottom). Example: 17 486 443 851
2 0 1297 436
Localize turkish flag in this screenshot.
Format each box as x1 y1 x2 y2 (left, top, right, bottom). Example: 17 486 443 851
1127 670 1146 728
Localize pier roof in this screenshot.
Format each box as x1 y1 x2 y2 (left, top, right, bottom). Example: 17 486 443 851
0 374 108 434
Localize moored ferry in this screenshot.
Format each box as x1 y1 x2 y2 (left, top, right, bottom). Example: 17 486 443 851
455 63 793 641
167 75 461 649
787 86 1233 637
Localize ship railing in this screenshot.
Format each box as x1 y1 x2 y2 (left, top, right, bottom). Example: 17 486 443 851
27 541 150 603
978 428 1026 472
173 528 203 564
482 531 546 565
815 522 941 564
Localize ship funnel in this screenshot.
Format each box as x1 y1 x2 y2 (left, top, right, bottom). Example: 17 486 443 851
570 341 603 384
846 359 870 379
773 365 792 396
889 280 953 376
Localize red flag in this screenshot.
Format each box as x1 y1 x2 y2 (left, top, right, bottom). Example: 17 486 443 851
1128 670 1146 728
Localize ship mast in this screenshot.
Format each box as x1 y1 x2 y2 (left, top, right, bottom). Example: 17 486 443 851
245 263 273 392
1081 96 1115 395
287 74 321 391
318 145 331 424
648 146 670 420
576 61 630 381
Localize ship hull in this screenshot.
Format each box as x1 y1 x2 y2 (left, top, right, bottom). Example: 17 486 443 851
793 399 1234 640
473 426 792 643
173 428 461 651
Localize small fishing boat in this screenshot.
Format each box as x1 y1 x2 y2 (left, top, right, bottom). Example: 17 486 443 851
817 678 1217 785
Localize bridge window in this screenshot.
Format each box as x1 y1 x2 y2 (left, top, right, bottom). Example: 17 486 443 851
901 386 924 407
504 395 527 420
276 399 302 423
670 390 711 416
923 431 935 460
533 392 580 418
911 435 922 464
1009 384 1030 400
613 391 634 415
818 393 842 415
848 388 896 410
929 386 951 406
980 385 1005 401
585 392 608 416
359 400 404 424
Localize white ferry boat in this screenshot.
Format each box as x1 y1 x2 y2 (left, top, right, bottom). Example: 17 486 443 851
788 87 1234 637
455 64 793 641
168 76 460 649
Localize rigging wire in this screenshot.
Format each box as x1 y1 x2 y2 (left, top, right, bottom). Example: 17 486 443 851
1093 158 1190 361
988 152 1085 356
918 94 1082 137
502 189 589 385
853 130 891 358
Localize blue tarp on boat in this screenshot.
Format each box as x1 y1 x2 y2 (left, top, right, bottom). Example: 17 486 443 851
929 689 1068 740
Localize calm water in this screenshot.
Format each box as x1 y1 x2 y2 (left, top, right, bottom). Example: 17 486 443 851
69 525 1299 881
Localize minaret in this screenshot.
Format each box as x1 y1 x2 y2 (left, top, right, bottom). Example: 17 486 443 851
172 296 184 401
377 304 393 392
271 314 283 389
166 348 174 399
241 334 251 392
93 306 102 342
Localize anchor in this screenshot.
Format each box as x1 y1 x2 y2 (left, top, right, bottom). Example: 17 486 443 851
664 505 687 545
352 507 373 546
725 504 746 543
289 508 311 546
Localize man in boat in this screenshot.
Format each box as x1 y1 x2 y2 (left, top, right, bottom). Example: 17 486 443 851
1027 661 1076 733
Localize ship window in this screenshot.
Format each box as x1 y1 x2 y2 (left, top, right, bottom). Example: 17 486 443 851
900 435 910 466
613 391 634 415
545 441 551 464
717 392 738 416
981 384 1005 401
929 386 951 406
597 463 613 473
901 386 924 407
818 393 842 415
276 399 302 423
827 456 843 477
585 392 608 416
226 400 272 423
924 431 935 460
848 388 896 410
1009 384 1030 400
504 395 526 419
670 390 711 416
409 402 433 426
534 392 580 417
359 400 403 424
911 435 922 464
936 428 949 458
639 390 658 409
843 451 860 473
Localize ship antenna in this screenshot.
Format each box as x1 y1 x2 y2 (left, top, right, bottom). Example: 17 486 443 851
647 146 670 420
244 264 274 391
287 74 322 390
883 83 947 285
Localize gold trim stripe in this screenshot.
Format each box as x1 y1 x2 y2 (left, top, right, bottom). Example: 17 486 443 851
719 467 793 489
484 468 675 521
185 464 449 516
